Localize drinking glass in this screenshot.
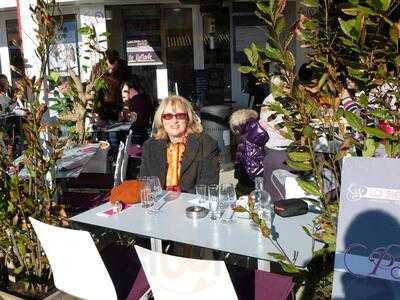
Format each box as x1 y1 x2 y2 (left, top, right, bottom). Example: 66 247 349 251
195 184 207 204
219 183 233 212
208 184 219 220
140 179 154 210
147 176 162 198
220 183 237 223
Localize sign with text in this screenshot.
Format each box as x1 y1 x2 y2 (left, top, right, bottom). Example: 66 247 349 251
126 40 162 66
332 157 400 299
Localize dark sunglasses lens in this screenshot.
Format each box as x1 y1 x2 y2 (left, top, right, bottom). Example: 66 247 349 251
175 113 187 120
162 114 173 120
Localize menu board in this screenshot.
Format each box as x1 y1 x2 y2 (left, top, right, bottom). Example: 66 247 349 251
125 17 162 66
332 157 400 299
126 39 162 66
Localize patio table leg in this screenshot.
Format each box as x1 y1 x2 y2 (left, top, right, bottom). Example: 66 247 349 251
257 259 270 272
150 238 162 252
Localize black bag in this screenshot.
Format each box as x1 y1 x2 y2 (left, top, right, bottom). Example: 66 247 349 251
274 198 308 217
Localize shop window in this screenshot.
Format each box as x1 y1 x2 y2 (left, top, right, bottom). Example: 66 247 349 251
165 7 194 100
122 5 162 102
49 15 80 78
202 7 231 105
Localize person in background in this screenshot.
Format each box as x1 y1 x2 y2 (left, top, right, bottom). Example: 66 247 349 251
139 95 219 193
230 109 269 196
91 49 129 149
120 75 155 145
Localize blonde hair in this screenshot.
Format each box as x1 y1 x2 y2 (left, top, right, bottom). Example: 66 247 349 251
229 109 258 135
153 95 203 140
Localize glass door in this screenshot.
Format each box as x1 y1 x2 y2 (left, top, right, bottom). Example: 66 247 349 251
164 7 194 100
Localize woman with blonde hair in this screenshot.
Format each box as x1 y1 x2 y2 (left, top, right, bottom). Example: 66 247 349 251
138 95 220 193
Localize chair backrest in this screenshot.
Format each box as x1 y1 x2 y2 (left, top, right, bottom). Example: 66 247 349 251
120 130 132 182
134 245 238 300
29 217 117 300
114 141 125 186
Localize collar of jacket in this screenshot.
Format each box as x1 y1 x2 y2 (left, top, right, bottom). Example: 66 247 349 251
156 133 200 180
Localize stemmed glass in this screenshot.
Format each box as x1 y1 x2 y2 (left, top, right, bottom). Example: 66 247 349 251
208 184 219 220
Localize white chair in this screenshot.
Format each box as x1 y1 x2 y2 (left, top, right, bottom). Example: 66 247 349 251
134 245 238 300
29 217 118 300
120 130 133 182
114 141 125 186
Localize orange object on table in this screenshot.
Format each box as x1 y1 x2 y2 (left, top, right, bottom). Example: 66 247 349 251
110 180 144 204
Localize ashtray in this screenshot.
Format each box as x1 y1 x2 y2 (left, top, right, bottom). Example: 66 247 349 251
186 206 209 219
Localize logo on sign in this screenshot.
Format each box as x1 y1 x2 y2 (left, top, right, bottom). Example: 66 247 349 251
344 243 400 281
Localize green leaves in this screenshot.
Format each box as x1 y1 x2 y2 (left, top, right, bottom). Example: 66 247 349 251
358 93 368 108
244 42 260 66
48 70 59 84
265 44 282 62
344 110 363 131
367 0 391 11
339 18 357 40
302 0 319 8
94 78 106 92
287 160 313 171
268 252 287 261
288 151 312 162
280 261 301 273
364 126 392 139
238 66 255 74
297 179 322 196
362 138 378 157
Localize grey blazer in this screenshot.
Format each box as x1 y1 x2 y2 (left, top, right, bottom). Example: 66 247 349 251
139 133 220 193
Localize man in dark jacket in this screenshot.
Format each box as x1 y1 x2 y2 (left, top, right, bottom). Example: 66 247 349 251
121 75 154 145
92 49 130 124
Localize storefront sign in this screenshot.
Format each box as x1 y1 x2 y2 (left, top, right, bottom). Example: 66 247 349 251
332 157 400 299
126 40 162 66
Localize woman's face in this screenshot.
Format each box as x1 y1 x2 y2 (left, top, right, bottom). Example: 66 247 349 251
162 104 188 139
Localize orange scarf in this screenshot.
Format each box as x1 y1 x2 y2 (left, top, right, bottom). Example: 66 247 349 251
166 138 186 192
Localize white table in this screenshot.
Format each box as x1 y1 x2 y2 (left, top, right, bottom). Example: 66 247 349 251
71 192 323 271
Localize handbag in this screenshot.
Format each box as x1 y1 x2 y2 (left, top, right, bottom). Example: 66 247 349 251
110 180 144 204
273 198 308 217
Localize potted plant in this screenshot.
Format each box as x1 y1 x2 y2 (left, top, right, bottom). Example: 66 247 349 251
237 0 400 298
0 1 69 298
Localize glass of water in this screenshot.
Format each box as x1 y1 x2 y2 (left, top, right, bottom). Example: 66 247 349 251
220 183 237 223
195 184 207 204
139 179 154 210
208 184 219 220
147 176 162 198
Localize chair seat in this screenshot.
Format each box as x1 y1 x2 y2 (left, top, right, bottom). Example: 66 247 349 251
255 270 294 300
126 267 150 300
127 144 143 158
66 173 114 190
59 192 109 215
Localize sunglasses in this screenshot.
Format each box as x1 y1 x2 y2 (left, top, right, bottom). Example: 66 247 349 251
162 113 188 120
